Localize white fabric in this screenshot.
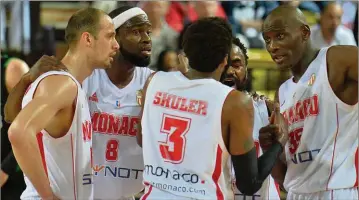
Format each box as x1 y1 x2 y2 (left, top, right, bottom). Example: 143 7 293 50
20 71 93 199
113 7 147 29
141 71 234 200
278 47 358 194
82 67 153 199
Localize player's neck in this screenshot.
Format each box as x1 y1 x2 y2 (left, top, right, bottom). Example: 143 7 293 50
105 59 135 89
185 69 219 81
291 45 319 82
61 50 94 83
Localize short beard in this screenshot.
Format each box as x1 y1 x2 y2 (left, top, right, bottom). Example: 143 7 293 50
120 46 150 67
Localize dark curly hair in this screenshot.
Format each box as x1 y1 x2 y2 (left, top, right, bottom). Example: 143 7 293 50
232 37 249 65
182 17 232 73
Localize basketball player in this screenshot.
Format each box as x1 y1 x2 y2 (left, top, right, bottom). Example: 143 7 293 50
5 6 153 200
138 17 287 200
259 5 358 199
222 37 281 200
7 8 119 199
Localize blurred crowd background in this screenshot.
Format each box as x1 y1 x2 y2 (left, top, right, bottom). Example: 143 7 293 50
0 1 358 199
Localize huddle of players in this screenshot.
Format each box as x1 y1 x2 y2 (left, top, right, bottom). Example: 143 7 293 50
5 4 358 200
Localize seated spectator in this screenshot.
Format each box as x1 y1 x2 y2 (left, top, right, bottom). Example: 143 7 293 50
140 1 178 70
279 1 320 13
222 1 278 48
165 1 226 33
1 51 28 199
310 2 357 48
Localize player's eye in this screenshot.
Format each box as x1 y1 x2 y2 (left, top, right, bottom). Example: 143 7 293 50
264 37 271 44
132 30 140 35
277 33 285 40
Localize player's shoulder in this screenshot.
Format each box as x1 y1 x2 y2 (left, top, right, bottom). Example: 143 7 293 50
224 90 253 113
136 67 154 79
36 73 78 96
327 45 357 67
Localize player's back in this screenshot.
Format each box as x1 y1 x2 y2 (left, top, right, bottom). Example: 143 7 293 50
141 71 234 200
20 71 93 200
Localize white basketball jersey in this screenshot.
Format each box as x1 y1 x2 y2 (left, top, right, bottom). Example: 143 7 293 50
232 98 281 200
82 67 153 199
278 47 358 194
20 71 93 200
141 71 234 200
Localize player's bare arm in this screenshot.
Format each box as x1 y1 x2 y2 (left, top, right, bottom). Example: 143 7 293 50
137 72 157 147
8 75 77 200
222 90 286 195
4 55 67 123
327 45 358 105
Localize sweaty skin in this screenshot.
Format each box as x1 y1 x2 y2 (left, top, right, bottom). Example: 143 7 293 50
260 5 358 186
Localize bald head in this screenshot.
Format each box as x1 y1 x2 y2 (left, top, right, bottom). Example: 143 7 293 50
264 5 308 30
320 2 343 34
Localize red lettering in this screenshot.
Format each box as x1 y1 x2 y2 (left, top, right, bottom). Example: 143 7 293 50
179 98 189 112
309 95 319 115
82 121 92 141
295 101 305 121
187 100 198 113
129 117 140 136
98 113 109 133
108 114 120 134
197 100 208 116
160 93 172 107
283 94 320 125
153 92 162 105
91 112 100 131
170 96 180 109
302 98 310 118
288 127 303 155
119 116 129 135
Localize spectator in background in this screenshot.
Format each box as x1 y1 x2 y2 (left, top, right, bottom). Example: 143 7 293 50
165 1 226 33
222 1 278 48
1 52 28 199
279 1 320 13
310 2 357 49
157 49 180 72
140 1 178 70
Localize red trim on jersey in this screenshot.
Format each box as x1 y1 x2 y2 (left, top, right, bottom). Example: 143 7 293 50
212 145 224 200
354 148 358 187
142 182 153 200
274 181 281 198
36 132 48 176
70 134 77 200
326 104 339 190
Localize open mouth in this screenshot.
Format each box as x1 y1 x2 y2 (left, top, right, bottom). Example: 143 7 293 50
141 47 152 57
273 55 286 64
222 78 235 87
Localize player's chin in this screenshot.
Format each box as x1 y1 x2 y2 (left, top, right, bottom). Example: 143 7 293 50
276 62 292 71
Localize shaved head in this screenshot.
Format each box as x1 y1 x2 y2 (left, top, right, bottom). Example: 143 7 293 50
262 5 311 70
263 5 308 31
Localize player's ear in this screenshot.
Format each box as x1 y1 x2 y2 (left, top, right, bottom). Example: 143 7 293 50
81 32 93 47
301 25 311 42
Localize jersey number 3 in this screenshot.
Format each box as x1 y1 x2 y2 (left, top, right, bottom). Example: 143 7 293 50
159 114 191 164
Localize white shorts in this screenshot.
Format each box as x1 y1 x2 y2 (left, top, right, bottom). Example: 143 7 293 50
287 187 358 200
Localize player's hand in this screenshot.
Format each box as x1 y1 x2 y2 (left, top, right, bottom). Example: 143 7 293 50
259 104 288 150
27 55 67 82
